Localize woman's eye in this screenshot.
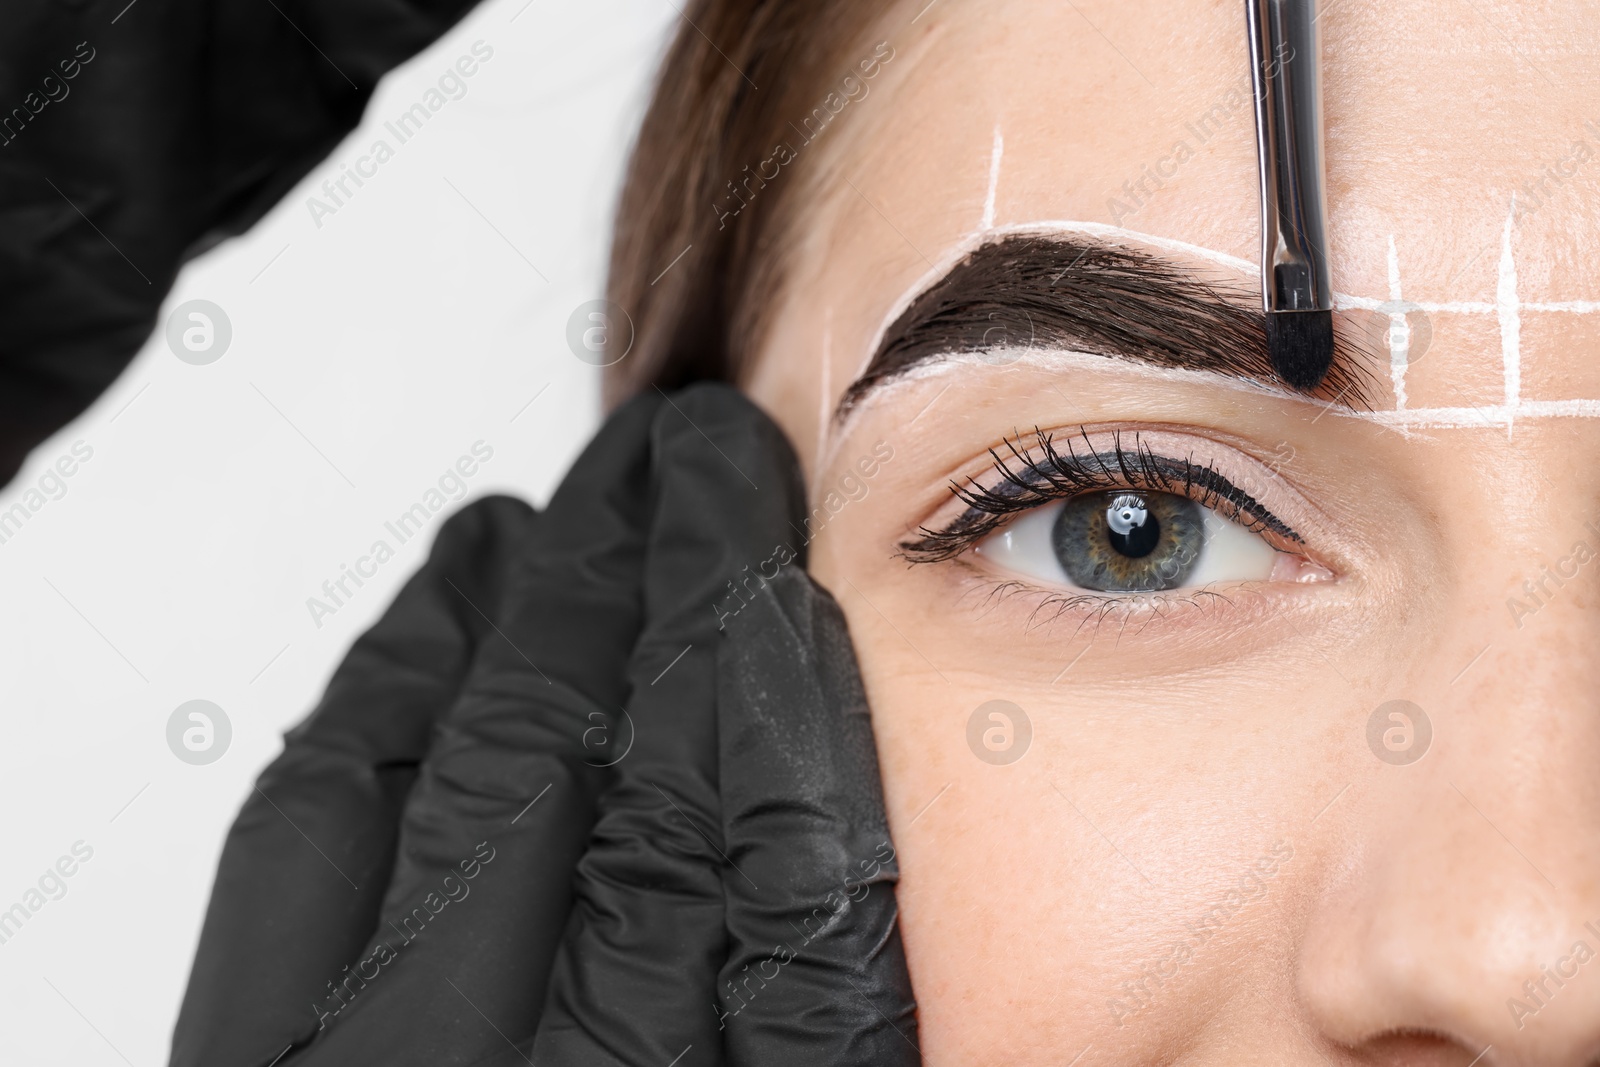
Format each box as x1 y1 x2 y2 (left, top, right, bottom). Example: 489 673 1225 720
974 489 1278 593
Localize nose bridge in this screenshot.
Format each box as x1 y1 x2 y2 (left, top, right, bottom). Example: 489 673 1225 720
1300 575 1600 1059
1503 513 1600 632
1446 607 1600 935
1429 612 1600 1054
1439 455 1600 878
1476 534 1600 850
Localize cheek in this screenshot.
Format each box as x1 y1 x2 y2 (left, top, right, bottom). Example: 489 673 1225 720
812 517 1333 1062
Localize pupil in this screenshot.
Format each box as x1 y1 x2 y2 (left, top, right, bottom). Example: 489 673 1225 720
1050 488 1203 592
1105 494 1159 558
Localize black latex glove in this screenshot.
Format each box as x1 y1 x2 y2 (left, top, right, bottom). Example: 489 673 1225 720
0 0 485 487
171 385 918 1066
515 388 918 1067
171 390 661 1067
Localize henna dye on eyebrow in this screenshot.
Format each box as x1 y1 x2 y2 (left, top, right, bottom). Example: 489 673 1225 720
839 234 1372 419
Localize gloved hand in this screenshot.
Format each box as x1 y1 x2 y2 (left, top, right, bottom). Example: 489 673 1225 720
170 385 919 1067
0 0 487 486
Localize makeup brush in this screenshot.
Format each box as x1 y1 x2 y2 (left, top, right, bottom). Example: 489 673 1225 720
1246 0 1334 390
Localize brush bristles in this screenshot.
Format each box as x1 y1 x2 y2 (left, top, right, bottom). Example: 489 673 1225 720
1265 310 1335 391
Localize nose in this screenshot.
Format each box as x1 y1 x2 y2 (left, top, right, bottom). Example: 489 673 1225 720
1297 596 1600 1065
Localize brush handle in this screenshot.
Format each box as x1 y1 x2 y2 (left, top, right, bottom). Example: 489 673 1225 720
1247 0 1332 314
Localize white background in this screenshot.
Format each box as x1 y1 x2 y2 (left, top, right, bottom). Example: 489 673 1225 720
0 0 674 1061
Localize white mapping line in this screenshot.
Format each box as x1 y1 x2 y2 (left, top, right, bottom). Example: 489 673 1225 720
832 346 1600 438
1498 201 1521 436
1387 234 1409 412
832 346 1323 442
981 126 1004 231
857 218 1600 384
996 220 1257 273
1336 296 1600 314
834 217 1600 442
1335 295 1496 313
1361 398 1600 428
814 308 833 486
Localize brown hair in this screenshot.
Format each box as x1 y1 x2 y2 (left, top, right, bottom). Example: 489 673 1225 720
602 1 897 408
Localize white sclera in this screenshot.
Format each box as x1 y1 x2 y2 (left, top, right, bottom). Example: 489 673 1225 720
974 496 1278 592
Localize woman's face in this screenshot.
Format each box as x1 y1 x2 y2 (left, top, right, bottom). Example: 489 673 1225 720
744 1 1600 1062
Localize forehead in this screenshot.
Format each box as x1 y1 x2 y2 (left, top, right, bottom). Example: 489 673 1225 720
778 0 1600 415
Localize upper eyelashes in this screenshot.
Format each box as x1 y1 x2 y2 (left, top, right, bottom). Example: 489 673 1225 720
897 428 1302 566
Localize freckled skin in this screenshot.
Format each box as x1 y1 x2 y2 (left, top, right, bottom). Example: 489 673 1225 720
743 1 1600 1063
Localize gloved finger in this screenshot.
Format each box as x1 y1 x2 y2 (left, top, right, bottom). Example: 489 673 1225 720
169 493 533 1067
520 384 807 1067
286 391 665 1065
716 566 920 1065
2 0 488 487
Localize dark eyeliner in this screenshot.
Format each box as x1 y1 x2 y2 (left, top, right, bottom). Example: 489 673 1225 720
898 428 1302 564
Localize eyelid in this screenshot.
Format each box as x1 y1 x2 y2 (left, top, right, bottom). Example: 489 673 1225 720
897 426 1312 566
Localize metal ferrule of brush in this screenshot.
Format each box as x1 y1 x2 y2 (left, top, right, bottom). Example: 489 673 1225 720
1247 0 1331 316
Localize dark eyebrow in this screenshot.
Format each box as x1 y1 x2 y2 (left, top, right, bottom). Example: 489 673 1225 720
836 234 1371 420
